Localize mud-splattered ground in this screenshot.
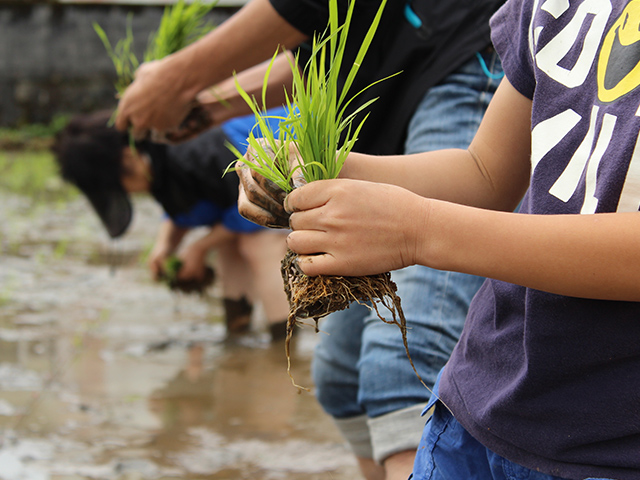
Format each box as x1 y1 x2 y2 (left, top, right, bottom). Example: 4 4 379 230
0 166 362 480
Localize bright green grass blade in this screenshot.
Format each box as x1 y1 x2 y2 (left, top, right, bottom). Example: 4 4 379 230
229 0 395 191
338 0 388 107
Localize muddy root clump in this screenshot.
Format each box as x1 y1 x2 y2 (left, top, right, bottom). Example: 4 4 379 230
281 249 427 392
152 103 215 144
160 256 215 295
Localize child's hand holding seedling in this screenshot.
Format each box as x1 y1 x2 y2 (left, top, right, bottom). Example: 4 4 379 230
285 178 427 278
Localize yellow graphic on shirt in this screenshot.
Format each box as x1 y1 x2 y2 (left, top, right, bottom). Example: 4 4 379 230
597 0 640 103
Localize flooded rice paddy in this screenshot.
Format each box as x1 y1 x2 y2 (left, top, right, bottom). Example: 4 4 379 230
0 150 361 480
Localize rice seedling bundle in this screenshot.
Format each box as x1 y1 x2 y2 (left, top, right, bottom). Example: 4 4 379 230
94 0 218 139
231 0 428 391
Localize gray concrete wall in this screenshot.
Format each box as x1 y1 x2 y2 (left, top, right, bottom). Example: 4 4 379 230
0 2 238 127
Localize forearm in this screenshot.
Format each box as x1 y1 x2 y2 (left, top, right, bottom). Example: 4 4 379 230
341 148 528 213
175 224 236 280
156 219 188 253
115 0 308 133
340 79 532 212
187 224 236 254
204 52 296 124
423 201 640 301
164 0 307 101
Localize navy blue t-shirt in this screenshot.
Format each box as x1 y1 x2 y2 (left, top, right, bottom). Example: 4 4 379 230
440 1 640 479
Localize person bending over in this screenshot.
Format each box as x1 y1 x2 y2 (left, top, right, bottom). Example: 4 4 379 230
53 110 290 341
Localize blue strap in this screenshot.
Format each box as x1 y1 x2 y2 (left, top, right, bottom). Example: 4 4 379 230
475 52 505 80
404 2 422 28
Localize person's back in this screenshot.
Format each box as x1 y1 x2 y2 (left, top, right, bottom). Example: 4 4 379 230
53 110 291 341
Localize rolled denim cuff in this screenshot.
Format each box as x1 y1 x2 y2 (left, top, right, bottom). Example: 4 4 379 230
332 414 373 459
368 403 429 463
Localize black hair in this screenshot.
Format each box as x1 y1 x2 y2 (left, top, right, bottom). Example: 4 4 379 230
51 110 151 238
51 110 130 191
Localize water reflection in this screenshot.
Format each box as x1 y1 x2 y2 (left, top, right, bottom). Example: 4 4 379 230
0 190 360 480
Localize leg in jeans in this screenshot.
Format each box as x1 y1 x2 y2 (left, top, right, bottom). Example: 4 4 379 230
312 50 503 480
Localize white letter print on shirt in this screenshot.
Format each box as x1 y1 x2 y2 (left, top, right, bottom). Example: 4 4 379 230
533 0 610 88
529 0 640 213
547 106 616 214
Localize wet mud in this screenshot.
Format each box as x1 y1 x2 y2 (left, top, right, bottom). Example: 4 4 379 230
0 169 361 479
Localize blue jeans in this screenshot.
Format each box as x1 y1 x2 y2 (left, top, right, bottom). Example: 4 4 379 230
410 401 613 480
311 50 503 462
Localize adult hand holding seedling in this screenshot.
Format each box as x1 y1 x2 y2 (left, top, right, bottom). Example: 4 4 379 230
111 0 307 140
115 57 200 139
236 139 305 228
95 0 219 139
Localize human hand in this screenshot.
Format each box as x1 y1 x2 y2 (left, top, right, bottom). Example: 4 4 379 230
177 244 207 281
115 59 196 139
150 102 216 144
237 161 290 228
148 243 173 281
285 179 430 277
236 140 304 228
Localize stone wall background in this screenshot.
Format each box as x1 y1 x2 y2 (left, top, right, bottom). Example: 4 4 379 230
0 2 237 127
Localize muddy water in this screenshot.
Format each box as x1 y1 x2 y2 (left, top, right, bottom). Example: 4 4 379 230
0 183 361 479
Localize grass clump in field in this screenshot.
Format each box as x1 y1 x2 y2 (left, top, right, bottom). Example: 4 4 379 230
0 115 69 151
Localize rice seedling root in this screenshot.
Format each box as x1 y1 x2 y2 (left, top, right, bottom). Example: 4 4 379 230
281 249 428 392
154 103 215 143
160 256 215 295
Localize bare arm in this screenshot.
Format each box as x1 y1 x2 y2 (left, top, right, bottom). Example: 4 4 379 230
339 79 533 212
285 79 640 302
148 219 189 280
423 203 640 301
115 0 309 136
199 52 296 126
178 224 236 280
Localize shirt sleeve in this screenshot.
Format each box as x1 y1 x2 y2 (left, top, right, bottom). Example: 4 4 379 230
268 0 330 36
490 0 536 99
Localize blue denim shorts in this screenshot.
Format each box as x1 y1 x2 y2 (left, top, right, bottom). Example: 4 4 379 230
410 400 613 480
311 51 503 461
170 200 264 234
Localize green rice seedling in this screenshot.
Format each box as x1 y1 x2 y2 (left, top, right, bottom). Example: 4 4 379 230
160 255 215 295
229 0 398 192
94 0 219 142
163 255 183 286
225 53 297 192
229 0 425 393
94 14 138 97
94 0 217 96
144 0 216 63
